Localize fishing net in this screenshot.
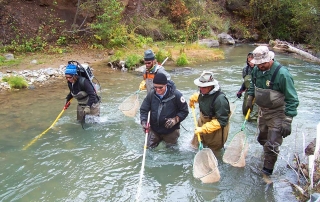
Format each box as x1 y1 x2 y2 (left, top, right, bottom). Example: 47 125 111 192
118 93 139 117
193 148 220 183
223 131 249 167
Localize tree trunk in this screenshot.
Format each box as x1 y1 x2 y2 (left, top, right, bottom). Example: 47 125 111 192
272 39 320 64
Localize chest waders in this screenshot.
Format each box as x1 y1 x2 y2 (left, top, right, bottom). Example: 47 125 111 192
254 65 285 110
253 65 285 174
198 92 229 150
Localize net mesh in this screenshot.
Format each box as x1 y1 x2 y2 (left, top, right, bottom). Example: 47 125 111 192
118 93 139 117
222 131 248 167
193 148 220 183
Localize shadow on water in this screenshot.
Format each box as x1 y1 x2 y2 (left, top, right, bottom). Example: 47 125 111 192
0 44 319 201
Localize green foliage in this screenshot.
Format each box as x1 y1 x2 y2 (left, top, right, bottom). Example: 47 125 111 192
128 34 153 48
125 54 142 70
155 49 171 64
0 55 21 67
56 36 67 46
176 52 189 66
90 0 127 47
2 76 28 89
0 36 47 53
249 0 320 49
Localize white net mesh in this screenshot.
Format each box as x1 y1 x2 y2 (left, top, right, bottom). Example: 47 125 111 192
222 131 248 167
118 93 139 117
193 148 220 183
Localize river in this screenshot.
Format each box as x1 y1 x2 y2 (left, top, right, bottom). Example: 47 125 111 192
0 44 319 202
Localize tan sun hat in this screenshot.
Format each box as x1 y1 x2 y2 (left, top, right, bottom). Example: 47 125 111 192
251 46 275 65
194 71 219 87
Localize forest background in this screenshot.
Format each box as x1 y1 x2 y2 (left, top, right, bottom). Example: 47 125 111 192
1 0 320 66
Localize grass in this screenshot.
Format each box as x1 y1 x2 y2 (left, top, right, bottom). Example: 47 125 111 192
2 75 28 89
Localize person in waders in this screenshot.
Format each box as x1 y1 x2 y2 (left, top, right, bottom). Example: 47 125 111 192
236 52 260 117
64 64 101 121
246 46 299 176
140 73 189 148
138 49 171 93
189 71 232 155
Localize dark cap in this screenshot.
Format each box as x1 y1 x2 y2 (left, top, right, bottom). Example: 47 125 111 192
153 73 167 85
144 49 155 61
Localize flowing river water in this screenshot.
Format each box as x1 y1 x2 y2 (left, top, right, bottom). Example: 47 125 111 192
0 44 319 202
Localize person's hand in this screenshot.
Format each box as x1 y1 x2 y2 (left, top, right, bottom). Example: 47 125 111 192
139 80 146 91
83 106 91 115
189 93 199 108
236 91 243 98
194 127 203 135
246 95 254 111
141 121 149 133
64 100 71 109
280 116 292 138
165 116 179 128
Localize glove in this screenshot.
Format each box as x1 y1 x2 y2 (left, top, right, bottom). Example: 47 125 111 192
236 91 243 98
139 80 146 91
64 100 71 109
280 116 292 138
195 119 221 135
83 106 91 115
246 95 254 111
165 116 179 128
189 93 199 108
141 121 149 133
194 127 204 134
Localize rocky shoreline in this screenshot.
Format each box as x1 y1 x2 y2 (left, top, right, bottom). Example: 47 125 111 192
0 65 66 91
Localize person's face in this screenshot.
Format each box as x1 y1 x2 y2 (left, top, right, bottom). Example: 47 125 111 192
153 84 167 95
65 75 75 83
199 86 213 94
257 60 273 71
144 60 155 69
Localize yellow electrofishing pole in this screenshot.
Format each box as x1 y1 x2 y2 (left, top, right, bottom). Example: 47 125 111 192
22 99 72 150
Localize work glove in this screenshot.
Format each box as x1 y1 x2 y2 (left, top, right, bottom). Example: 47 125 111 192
141 121 149 133
165 116 179 129
194 126 204 135
189 93 199 108
83 106 91 115
246 95 254 111
64 100 71 109
139 80 146 91
280 116 292 138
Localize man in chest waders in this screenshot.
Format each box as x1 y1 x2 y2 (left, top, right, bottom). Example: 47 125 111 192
65 64 101 121
246 46 299 175
138 49 171 93
189 71 232 154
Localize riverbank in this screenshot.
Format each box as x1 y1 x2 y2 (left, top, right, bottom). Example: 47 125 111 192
0 44 225 91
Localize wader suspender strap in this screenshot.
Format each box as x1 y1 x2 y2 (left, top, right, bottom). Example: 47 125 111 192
269 64 282 90
253 64 282 89
208 91 226 150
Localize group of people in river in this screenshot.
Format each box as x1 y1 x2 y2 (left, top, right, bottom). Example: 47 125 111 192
64 45 299 176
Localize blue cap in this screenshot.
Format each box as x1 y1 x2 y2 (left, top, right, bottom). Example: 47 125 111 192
65 64 77 75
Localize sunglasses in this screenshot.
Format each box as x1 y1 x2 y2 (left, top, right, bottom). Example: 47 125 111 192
65 76 73 79
154 86 165 89
144 61 152 65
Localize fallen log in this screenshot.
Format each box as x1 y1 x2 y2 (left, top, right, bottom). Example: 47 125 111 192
272 40 320 64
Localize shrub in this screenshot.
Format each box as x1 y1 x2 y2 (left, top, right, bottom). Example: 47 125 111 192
125 54 142 70
176 52 189 66
2 76 28 89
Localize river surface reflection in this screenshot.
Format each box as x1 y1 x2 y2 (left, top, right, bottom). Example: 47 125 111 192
0 44 319 202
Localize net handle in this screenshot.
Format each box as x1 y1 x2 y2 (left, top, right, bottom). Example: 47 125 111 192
192 107 203 150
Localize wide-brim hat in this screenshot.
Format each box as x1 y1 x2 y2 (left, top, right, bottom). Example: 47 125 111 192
194 71 219 87
251 46 275 65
